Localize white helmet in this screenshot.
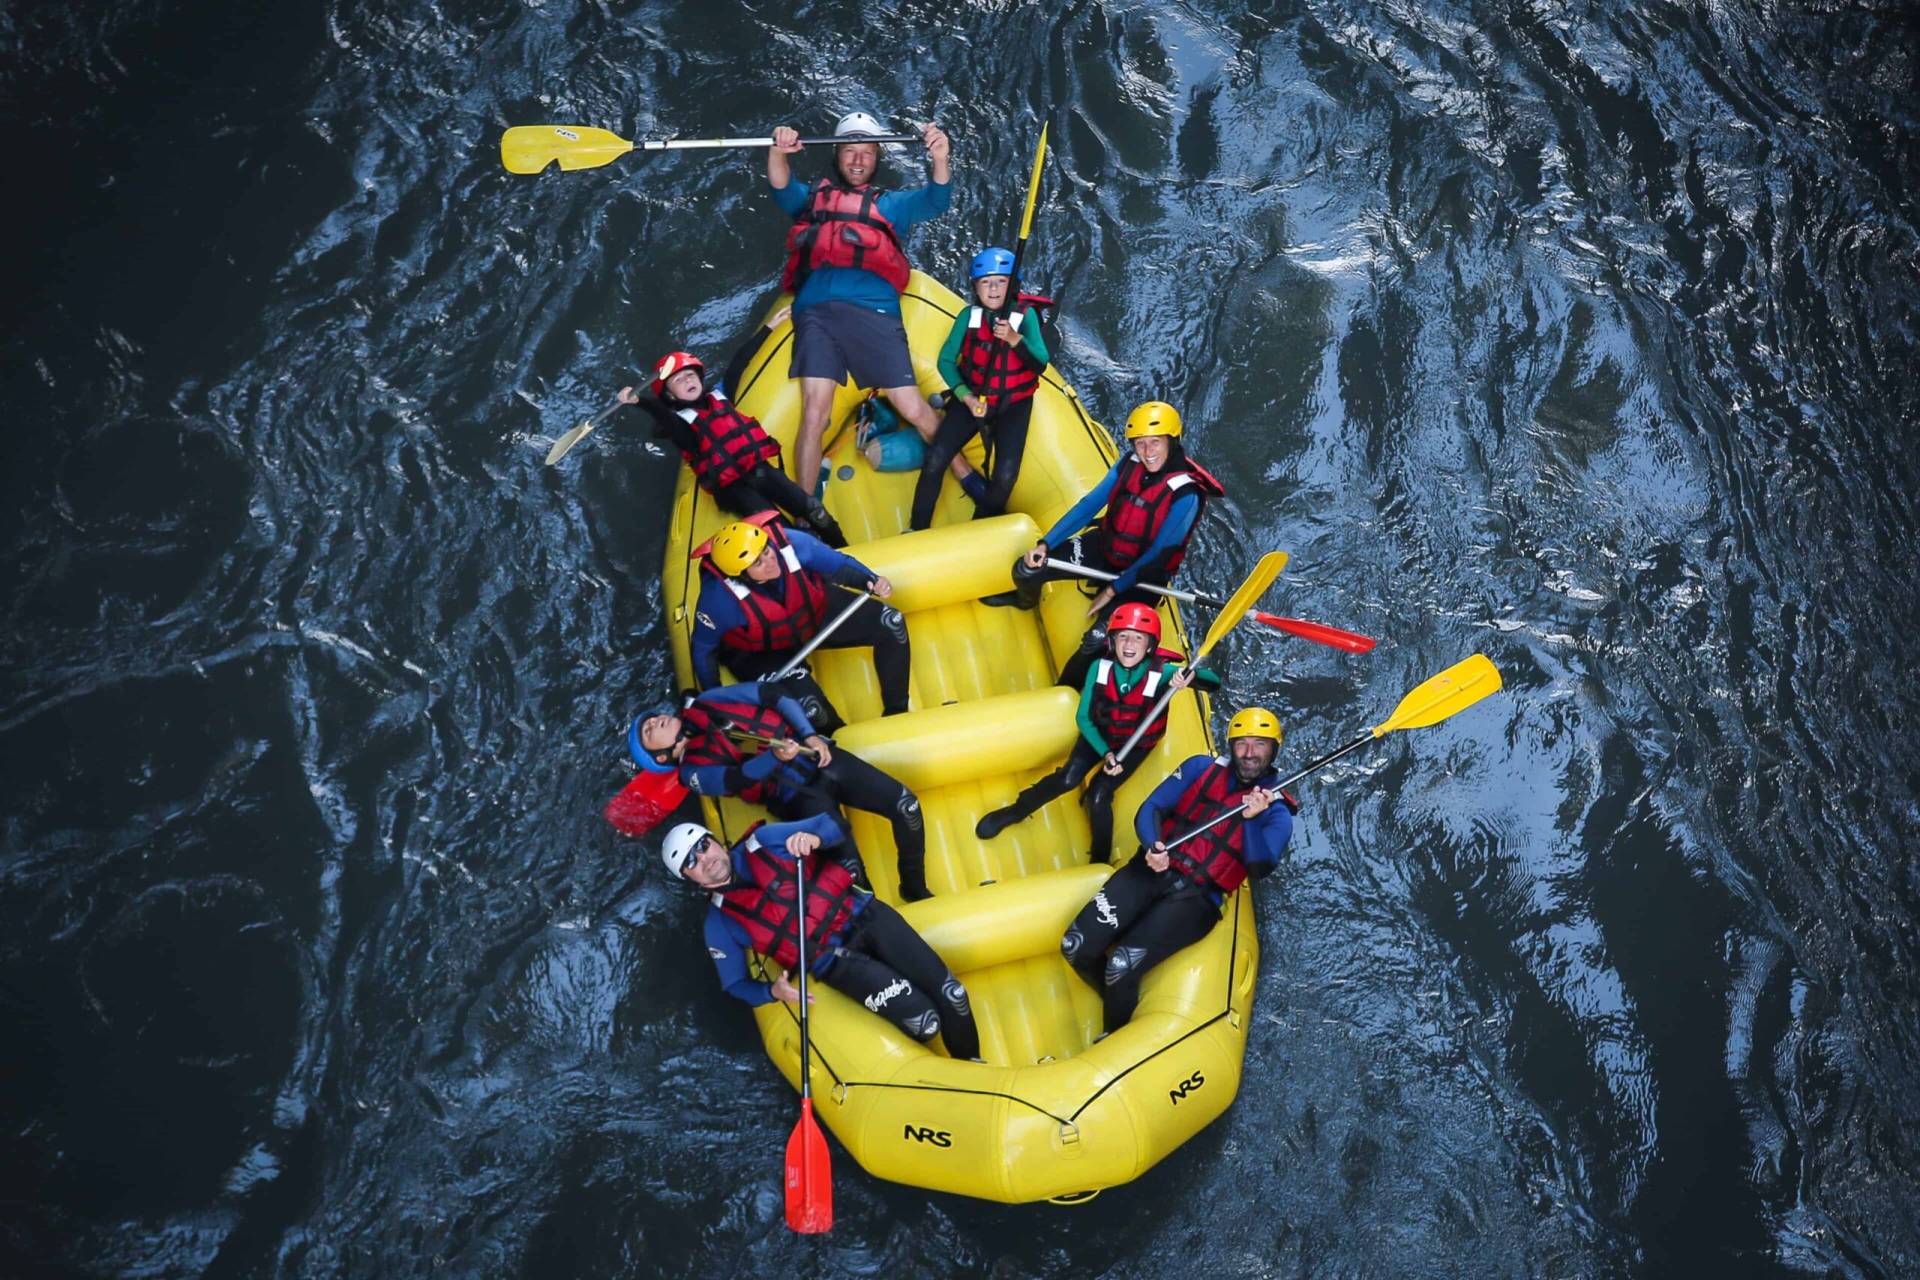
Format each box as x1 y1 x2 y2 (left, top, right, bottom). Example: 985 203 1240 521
834 111 887 140
662 822 714 880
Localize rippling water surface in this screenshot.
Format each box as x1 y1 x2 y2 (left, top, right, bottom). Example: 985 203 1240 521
5 1 1917 1275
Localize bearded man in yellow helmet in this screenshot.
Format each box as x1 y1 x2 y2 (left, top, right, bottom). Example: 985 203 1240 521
691 512 908 731
982 400 1225 686
1060 706 1297 1033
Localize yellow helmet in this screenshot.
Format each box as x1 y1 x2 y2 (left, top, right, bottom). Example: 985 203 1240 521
1226 706 1282 745
708 521 770 576
1123 401 1184 440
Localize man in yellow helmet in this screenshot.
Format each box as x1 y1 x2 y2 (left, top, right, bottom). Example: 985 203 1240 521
691 512 908 730
982 400 1225 685
1059 706 1297 1032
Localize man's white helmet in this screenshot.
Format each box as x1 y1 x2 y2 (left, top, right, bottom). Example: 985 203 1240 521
662 822 713 880
834 111 888 140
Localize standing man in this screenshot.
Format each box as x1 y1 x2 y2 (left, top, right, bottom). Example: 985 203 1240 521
1059 707 1296 1033
768 112 984 505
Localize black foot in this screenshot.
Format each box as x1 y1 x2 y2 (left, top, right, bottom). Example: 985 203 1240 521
975 807 1020 840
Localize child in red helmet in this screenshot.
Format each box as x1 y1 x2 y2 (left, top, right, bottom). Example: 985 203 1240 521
974 601 1220 862
617 306 847 547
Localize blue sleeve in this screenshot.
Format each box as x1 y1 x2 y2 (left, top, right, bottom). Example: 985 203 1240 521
790 528 873 589
757 812 851 851
1134 755 1210 847
767 693 818 740
691 581 744 690
770 177 809 218
1044 460 1123 546
876 180 951 235
1110 491 1201 594
705 910 777 1005
1240 803 1294 880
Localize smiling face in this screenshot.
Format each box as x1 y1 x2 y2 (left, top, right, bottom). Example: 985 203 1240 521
664 368 703 401
1132 435 1171 471
1229 735 1277 783
836 141 880 185
1110 627 1153 666
974 274 1011 309
681 834 733 889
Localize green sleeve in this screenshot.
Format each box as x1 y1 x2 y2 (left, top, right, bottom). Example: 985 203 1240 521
1172 660 1224 689
1015 310 1050 367
1075 663 1110 755
938 312 973 398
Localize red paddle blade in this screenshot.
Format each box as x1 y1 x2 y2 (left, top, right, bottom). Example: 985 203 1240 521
784 1099 833 1233
603 771 689 835
1253 611 1377 653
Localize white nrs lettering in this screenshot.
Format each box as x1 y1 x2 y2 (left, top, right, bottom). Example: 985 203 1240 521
864 978 911 1012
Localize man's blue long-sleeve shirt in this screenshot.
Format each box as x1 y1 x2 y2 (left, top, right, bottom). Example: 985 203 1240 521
1134 753 1293 903
1043 457 1201 594
701 813 869 1005
769 176 951 316
676 682 821 798
692 528 877 690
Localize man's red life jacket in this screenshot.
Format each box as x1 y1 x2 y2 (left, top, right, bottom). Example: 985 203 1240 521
955 306 1044 406
781 180 911 295
1089 647 1185 755
701 520 830 654
676 391 782 491
679 695 801 805
1099 455 1226 576
713 829 862 971
1161 757 1258 895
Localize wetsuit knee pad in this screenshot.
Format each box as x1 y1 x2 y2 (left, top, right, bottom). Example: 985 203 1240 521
895 790 923 830
1060 926 1085 963
880 605 907 643
940 974 971 1017
1104 944 1148 987
903 1008 942 1042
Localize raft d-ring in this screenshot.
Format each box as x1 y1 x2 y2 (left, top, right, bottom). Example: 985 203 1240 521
831 1082 849 1105
1049 1188 1100 1205
1229 1009 1242 1030
1057 1122 1080 1147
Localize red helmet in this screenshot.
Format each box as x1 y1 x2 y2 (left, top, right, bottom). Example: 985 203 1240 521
1107 602 1161 642
650 350 706 398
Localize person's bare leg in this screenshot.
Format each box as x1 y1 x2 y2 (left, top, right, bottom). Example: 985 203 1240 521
889 383 978 482
793 376 839 496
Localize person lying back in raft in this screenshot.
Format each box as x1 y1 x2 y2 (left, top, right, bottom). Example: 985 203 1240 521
616 306 848 548
691 514 910 731
908 246 1052 530
1060 707 1297 1033
982 400 1225 689
663 812 980 1060
974 602 1220 863
767 113 986 506
631 682 933 901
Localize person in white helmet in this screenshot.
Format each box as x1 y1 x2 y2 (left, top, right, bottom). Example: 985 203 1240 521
662 811 981 1060
766 111 985 510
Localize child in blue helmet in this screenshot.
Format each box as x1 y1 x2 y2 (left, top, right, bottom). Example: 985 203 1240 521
909 247 1051 530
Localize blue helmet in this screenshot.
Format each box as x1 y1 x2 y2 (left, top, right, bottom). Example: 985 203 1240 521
969 247 1015 280
628 705 679 774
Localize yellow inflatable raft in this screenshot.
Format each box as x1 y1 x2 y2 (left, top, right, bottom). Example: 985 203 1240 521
661 273 1257 1203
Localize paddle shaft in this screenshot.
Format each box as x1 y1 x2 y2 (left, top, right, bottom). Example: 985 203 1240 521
1042 558 1375 653
1161 732 1373 853
648 133 919 151
771 591 875 680
794 858 813 1101
723 727 821 760
1112 667 1197 765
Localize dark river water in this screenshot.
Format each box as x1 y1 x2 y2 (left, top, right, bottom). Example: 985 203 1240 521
5 1 1917 1276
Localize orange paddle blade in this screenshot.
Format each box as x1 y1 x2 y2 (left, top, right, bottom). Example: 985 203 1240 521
784 1099 833 1233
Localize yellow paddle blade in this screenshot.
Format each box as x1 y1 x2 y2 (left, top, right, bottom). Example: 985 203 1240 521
1017 124 1048 241
501 124 635 174
1196 550 1288 659
1372 654 1503 736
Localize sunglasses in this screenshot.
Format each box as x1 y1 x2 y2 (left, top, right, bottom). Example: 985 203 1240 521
681 836 718 878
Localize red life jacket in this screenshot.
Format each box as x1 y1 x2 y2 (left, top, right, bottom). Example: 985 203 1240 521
713 828 862 971
955 306 1044 405
781 179 912 295
1089 647 1184 755
679 696 801 804
1162 757 1260 895
701 520 830 654
677 391 782 491
1099 455 1226 576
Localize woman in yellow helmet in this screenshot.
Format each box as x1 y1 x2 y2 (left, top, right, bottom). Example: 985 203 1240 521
1059 705 1297 1033
982 400 1226 686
